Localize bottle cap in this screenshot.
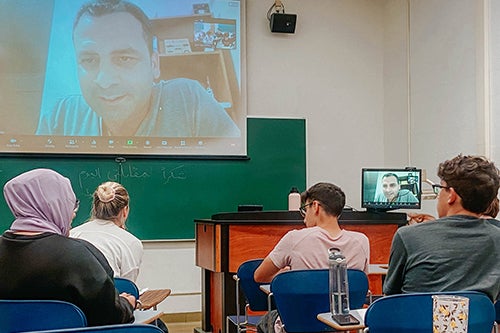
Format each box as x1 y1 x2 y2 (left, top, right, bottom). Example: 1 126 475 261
290 187 299 193
328 247 345 260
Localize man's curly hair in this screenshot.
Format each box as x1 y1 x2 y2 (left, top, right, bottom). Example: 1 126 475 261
437 154 500 214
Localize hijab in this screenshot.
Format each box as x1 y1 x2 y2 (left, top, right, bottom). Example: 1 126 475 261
3 168 76 236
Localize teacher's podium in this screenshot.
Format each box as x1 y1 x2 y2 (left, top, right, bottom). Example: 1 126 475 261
194 210 406 333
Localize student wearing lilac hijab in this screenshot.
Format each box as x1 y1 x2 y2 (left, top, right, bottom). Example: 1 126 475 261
4 168 76 236
0 168 136 326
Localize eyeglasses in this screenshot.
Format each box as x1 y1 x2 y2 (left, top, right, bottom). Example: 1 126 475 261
299 202 313 217
432 184 451 195
74 199 80 213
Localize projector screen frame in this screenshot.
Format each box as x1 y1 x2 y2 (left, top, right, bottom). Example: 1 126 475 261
0 0 247 158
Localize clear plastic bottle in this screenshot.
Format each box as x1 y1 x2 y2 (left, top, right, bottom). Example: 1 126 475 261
328 247 350 315
288 187 301 211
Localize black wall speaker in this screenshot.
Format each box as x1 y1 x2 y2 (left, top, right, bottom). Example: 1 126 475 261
270 13 297 33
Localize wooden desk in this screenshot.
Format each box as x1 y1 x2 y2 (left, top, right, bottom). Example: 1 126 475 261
367 264 388 298
195 211 303 333
195 210 405 333
317 309 367 331
133 309 164 324
139 289 171 310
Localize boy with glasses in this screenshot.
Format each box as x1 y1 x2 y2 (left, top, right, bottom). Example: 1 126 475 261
254 182 369 333
254 182 369 283
383 154 500 301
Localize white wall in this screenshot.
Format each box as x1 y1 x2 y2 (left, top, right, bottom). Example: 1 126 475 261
409 0 487 212
137 0 492 314
246 0 389 209
491 0 500 161
409 0 485 171
135 241 200 313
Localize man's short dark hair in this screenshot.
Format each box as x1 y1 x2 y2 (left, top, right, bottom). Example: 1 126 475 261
437 154 500 214
483 196 499 218
73 0 154 54
382 173 400 183
301 182 345 217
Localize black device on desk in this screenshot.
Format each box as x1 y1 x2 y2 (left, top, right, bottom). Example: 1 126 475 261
237 205 263 212
331 314 360 326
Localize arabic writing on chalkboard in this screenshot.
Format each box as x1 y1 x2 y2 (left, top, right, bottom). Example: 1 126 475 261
77 165 187 194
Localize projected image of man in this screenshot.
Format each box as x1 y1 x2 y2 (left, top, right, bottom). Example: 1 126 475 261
36 0 240 137
374 173 418 203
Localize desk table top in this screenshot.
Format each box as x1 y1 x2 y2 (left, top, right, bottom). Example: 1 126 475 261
368 264 388 275
259 284 271 295
317 309 366 331
139 289 171 310
133 309 164 324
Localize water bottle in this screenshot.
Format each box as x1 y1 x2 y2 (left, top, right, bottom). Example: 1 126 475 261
288 187 301 211
328 247 350 315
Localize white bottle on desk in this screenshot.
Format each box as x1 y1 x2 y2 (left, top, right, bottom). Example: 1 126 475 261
288 187 301 211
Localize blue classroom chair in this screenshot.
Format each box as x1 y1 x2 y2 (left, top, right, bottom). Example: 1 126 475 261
114 277 140 299
0 299 87 333
270 269 369 333
495 300 500 324
364 291 495 333
23 323 163 333
227 259 270 333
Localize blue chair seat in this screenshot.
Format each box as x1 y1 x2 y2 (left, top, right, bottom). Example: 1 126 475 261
270 269 368 333
364 291 495 333
0 299 87 333
23 323 163 333
114 277 140 298
495 300 499 324
226 259 270 333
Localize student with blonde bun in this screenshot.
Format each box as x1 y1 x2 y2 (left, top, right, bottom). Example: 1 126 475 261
71 181 143 282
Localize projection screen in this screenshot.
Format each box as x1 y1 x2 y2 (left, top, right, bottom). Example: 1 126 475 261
0 0 246 156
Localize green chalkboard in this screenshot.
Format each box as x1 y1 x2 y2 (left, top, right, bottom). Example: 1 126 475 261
0 118 306 240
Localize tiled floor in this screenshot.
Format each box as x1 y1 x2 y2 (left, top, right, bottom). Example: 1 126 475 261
161 312 201 333
168 321 201 333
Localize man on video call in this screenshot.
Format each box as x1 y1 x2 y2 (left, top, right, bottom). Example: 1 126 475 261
36 0 240 137
374 172 418 203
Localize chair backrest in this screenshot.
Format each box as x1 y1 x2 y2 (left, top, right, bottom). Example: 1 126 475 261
0 299 87 333
346 269 369 309
236 258 269 312
270 269 369 333
495 300 500 324
364 291 495 333
114 277 140 298
23 323 163 333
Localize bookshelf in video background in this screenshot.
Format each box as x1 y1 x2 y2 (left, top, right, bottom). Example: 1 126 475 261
151 14 241 123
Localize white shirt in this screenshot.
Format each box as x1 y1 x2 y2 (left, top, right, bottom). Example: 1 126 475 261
70 219 143 282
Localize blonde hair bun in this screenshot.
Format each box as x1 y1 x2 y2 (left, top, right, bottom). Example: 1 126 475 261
97 184 116 203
